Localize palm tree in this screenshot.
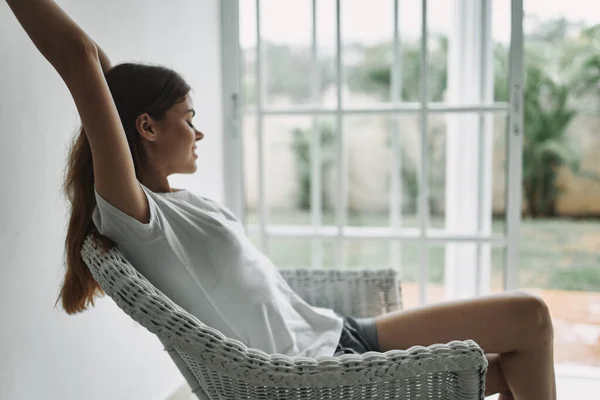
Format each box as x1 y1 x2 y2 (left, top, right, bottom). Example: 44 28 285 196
521 64 579 217
572 24 600 111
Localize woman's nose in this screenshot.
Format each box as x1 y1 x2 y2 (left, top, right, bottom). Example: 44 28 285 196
196 130 204 141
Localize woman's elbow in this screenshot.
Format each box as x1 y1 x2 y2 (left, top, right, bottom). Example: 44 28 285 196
55 37 99 76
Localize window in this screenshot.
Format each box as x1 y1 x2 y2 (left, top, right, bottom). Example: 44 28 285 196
221 0 524 306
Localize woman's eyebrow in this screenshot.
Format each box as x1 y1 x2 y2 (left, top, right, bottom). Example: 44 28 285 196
186 109 196 117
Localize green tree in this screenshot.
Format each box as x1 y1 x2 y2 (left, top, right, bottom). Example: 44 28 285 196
521 64 579 216
345 36 448 214
352 24 584 218
346 35 448 102
571 24 600 111
242 42 336 104
496 18 591 216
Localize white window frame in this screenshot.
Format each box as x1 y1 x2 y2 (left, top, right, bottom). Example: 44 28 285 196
220 0 524 303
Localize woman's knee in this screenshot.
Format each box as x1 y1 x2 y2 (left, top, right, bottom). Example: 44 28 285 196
510 291 554 344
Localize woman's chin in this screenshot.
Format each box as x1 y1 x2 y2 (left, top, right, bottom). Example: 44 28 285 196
174 158 198 174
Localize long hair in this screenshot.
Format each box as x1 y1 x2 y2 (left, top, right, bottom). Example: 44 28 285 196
58 63 190 314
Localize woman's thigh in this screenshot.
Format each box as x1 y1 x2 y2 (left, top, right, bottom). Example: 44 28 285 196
375 290 552 354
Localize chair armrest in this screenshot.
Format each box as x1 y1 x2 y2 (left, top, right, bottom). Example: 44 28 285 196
176 338 488 399
280 268 402 318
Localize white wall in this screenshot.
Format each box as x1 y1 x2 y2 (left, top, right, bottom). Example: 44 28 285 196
0 1 222 399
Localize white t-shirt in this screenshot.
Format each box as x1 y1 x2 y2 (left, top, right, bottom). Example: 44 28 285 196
91 182 343 358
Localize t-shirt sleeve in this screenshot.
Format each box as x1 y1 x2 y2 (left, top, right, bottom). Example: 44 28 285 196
92 183 162 243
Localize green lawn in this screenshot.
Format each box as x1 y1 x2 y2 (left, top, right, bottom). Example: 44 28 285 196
247 210 600 292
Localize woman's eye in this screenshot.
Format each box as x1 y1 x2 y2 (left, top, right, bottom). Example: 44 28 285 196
187 121 195 129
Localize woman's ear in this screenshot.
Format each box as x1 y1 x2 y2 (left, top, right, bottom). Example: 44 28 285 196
136 113 157 141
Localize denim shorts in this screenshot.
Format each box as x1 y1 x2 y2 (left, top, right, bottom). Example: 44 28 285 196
334 314 380 356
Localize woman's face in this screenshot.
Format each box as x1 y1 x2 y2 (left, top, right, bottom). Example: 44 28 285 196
143 92 204 175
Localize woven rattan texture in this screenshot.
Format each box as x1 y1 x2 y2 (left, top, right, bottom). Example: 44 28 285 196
82 234 487 399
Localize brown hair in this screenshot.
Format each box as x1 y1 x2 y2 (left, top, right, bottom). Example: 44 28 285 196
58 63 190 314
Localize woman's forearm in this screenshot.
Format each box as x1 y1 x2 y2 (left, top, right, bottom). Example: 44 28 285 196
6 0 98 72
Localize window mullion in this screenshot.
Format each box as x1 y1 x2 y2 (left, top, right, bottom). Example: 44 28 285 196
220 0 244 220
255 0 268 253
506 0 524 291
249 225 505 243
245 103 510 116
389 0 403 276
418 0 430 306
310 0 323 269
334 0 346 269
476 0 494 296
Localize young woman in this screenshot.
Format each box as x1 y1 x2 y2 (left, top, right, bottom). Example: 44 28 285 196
6 1 556 399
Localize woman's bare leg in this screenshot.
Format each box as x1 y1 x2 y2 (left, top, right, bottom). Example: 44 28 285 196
486 354 513 398
375 291 555 400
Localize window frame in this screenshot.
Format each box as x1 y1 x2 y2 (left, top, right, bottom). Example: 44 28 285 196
220 0 524 303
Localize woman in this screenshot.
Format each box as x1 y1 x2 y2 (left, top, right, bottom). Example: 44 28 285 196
6 1 555 399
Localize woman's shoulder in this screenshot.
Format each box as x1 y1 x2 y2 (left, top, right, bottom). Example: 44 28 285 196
196 196 240 221
141 184 239 220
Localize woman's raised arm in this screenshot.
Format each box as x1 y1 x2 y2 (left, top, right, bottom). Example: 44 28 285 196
6 0 151 224
6 0 100 74
6 0 112 73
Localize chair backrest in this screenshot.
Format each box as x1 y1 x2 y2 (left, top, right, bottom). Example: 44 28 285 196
278 268 403 316
81 235 219 397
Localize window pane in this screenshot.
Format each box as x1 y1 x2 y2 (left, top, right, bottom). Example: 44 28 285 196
315 0 339 107
491 246 506 293
519 220 600 292
426 1 510 103
492 0 511 102
392 115 423 228
343 114 392 227
239 0 257 107
426 117 446 228
426 113 507 235
397 2 423 102
269 237 337 270
426 4 449 103
344 239 389 269
251 236 334 270
519 219 600 367
265 116 311 223
267 237 312 269
247 230 261 250
342 1 423 104
520 0 600 369
260 0 311 106
243 114 259 224
398 244 443 308
395 243 505 309
342 0 394 106
244 115 336 226
250 0 337 107
342 114 421 228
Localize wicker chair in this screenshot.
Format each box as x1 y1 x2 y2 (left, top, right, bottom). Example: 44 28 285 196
81 234 487 400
